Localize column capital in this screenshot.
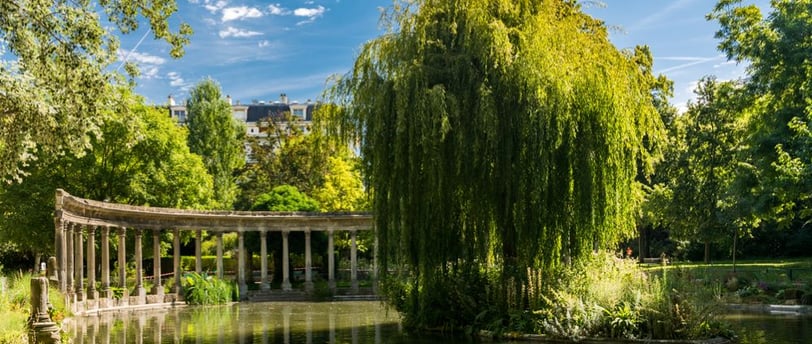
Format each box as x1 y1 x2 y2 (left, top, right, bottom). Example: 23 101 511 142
87 225 96 235
118 227 127 236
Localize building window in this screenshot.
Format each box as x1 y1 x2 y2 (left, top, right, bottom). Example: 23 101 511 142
173 110 186 123
293 108 304 117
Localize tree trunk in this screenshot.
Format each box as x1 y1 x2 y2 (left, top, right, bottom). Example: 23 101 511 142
704 242 711 264
732 229 738 273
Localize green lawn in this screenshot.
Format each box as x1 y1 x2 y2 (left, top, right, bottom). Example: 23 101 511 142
643 258 812 305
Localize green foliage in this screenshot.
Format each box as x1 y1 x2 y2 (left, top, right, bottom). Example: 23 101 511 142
708 0 812 228
251 185 319 212
324 0 664 330
0 273 69 343
313 153 369 212
534 252 730 340
182 272 236 305
186 78 246 209
0 89 214 258
0 0 190 183
654 77 747 262
237 113 336 210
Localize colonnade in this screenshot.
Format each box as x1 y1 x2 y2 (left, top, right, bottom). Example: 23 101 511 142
53 189 373 313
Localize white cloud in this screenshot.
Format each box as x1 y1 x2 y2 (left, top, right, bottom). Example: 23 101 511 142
167 72 186 87
142 66 160 79
294 5 326 25
118 50 166 65
268 4 289 15
294 5 325 17
204 0 228 13
117 50 165 79
219 26 262 38
222 6 263 22
258 40 270 47
203 18 217 26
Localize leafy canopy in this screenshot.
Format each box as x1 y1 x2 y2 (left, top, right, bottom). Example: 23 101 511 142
251 185 319 212
186 78 246 209
0 89 214 256
0 0 191 182
324 0 664 326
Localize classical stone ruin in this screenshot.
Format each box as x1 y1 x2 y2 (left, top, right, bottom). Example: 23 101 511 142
53 189 374 314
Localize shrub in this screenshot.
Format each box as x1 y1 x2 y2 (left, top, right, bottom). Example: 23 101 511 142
182 272 236 305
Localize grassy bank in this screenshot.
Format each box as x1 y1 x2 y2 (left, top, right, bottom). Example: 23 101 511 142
0 272 68 344
644 259 812 305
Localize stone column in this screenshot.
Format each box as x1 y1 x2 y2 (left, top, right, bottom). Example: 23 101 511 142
66 223 74 296
152 229 163 296
134 228 145 298
117 228 127 292
304 229 313 292
87 226 97 300
351 230 358 292
54 217 64 292
327 230 335 291
215 233 224 279
75 225 85 301
237 231 247 296
101 226 111 299
195 229 202 274
173 228 181 295
260 230 270 291
281 231 291 291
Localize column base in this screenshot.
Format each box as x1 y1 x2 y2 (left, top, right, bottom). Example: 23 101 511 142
152 285 164 296
260 281 271 291
304 281 314 292
282 280 292 291
86 289 98 300
328 280 336 292
351 280 359 293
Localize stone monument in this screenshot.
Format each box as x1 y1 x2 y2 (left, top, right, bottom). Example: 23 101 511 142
28 277 60 344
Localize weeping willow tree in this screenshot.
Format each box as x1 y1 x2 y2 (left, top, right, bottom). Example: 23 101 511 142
323 0 663 328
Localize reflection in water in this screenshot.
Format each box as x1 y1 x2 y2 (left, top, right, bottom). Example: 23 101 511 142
67 303 812 343
724 312 812 344
65 301 406 344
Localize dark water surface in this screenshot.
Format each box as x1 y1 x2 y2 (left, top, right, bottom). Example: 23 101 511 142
724 312 812 344
65 301 811 343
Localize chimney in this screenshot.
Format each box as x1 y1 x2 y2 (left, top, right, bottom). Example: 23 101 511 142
280 93 288 104
168 95 175 106
226 95 232 105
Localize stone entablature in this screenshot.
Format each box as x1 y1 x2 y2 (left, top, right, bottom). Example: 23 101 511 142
53 189 374 314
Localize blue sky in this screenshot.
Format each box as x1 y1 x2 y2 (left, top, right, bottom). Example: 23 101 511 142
120 0 770 112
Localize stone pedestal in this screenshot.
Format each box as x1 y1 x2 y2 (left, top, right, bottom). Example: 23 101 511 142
28 277 60 344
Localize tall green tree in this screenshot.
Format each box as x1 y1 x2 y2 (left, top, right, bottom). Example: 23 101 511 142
0 89 214 263
186 78 246 209
709 0 812 228
237 114 330 209
663 77 746 263
0 0 191 182
325 0 664 328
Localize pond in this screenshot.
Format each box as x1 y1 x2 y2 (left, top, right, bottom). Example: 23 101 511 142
65 302 811 343
725 311 812 344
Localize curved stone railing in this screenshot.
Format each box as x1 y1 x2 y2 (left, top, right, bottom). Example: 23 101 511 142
53 189 374 314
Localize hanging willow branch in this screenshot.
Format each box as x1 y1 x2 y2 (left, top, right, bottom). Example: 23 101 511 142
321 0 664 326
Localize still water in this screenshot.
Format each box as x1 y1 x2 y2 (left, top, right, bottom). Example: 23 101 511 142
725 312 812 344
66 301 811 343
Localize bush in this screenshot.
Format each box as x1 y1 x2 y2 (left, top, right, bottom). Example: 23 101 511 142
182 272 236 305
